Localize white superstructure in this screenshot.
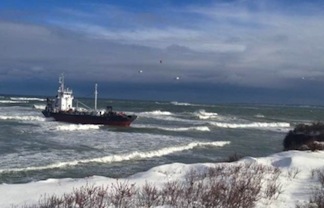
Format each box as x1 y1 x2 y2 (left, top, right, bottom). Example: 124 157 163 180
55 74 74 111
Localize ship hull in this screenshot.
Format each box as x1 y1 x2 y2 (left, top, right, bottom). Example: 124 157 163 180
42 110 137 127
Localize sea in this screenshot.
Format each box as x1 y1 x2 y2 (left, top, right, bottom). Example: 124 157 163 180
1 95 324 185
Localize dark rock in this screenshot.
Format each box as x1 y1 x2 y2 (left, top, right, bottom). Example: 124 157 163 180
283 122 324 151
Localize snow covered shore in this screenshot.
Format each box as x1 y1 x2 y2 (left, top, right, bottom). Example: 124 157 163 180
1 150 323 208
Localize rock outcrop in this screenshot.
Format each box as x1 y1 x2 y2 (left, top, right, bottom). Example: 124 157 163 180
283 122 324 151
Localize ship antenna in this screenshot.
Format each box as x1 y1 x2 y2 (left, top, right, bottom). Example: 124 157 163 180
94 83 98 111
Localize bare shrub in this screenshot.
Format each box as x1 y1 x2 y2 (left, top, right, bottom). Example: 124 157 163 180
160 181 183 206
309 188 324 208
20 184 109 208
265 181 283 200
297 188 324 208
180 169 204 207
109 180 136 208
288 167 301 179
137 182 160 207
18 163 286 208
296 168 324 208
312 168 324 187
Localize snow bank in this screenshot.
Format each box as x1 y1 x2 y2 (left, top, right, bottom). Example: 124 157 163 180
1 150 323 208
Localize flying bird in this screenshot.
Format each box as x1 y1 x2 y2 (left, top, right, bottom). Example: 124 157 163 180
175 76 180 80
138 70 143 74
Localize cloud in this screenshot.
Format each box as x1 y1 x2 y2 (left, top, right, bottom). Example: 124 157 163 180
0 0 324 93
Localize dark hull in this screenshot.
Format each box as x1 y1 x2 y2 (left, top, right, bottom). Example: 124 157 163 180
42 110 136 127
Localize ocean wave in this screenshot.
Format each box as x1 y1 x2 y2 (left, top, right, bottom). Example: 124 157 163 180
254 114 265 118
139 110 174 116
10 97 46 102
33 104 46 110
159 126 210 132
210 121 290 129
135 124 210 132
170 101 192 106
0 100 29 104
0 115 46 121
55 124 101 131
0 141 230 173
195 109 218 120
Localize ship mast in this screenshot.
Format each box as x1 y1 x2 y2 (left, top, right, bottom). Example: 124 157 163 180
94 83 98 111
59 73 64 96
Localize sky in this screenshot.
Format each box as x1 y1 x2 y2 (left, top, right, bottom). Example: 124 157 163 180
0 0 324 104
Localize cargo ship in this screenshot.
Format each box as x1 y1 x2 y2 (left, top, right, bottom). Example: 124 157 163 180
42 75 137 126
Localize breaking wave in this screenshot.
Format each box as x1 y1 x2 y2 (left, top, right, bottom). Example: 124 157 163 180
0 115 46 121
10 97 46 102
0 100 29 104
210 122 290 129
0 141 230 173
171 101 192 106
33 104 46 110
55 124 101 131
140 110 173 116
195 109 218 120
159 126 210 132
255 114 265 118
135 124 210 132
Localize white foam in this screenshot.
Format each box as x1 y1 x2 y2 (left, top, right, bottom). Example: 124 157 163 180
135 124 210 132
159 126 210 132
140 110 173 116
255 114 265 118
138 110 192 122
195 109 218 120
10 97 46 101
210 121 290 129
55 124 101 131
0 141 230 173
170 101 192 106
33 104 46 110
0 115 46 121
0 100 29 104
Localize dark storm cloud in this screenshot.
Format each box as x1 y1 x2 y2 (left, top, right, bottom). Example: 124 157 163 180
1 0 324 104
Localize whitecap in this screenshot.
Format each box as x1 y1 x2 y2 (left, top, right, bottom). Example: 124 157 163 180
0 141 230 173
135 124 210 132
210 121 290 129
55 124 101 131
0 100 29 104
255 114 265 118
195 109 218 120
159 126 210 132
140 110 173 116
10 97 46 101
0 115 46 121
170 101 192 106
33 104 46 110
